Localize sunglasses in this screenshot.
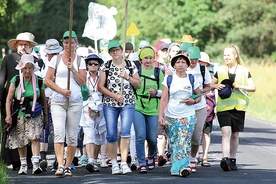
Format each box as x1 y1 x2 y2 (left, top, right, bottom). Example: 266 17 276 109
88 62 99 66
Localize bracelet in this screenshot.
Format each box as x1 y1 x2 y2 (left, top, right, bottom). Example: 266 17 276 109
194 99 196 104
127 75 130 81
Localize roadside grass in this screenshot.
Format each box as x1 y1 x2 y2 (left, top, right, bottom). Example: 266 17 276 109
246 62 276 123
0 161 8 184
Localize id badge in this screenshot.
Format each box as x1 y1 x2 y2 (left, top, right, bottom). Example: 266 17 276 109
92 92 99 101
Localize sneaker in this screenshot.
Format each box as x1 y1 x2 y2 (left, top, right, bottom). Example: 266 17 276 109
137 165 147 174
117 154 121 163
72 157 78 166
64 167 72 176
39 160 48 172
127 155 132 164
100 159 109 168
112 164 121 175
220 157 231 171
179 167 191 177
158 155 167 166
51 158 58 172
121 164 132 175
165 151 171 161
106 159 112 167
86 162 94 173
80 155 88 167
18 164 28 175
32 162 43 174
230 158 238 171
170 172 179 176
55 166 64 176
93 163 100 172
130 160 137 171
147 157 155 170
188 161 197 173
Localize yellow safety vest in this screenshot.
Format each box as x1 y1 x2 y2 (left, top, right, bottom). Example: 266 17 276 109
216 65 250 112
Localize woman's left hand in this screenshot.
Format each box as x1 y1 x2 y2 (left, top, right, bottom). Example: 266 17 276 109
148 88 157 97
180 98 195 105
120 69 129 80
67 62 76 72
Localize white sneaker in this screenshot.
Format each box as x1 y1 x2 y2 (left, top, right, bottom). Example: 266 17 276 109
112 164 121 175
121 164 132 175
32 162 43 174
18 164 28 175
100 159 108 168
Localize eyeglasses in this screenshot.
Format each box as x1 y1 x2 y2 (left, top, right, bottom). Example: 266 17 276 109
110 48 121 53
17 43 30 47
63 41 76 45
88 62 99 66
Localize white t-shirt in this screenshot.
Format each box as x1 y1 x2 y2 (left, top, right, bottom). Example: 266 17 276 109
187 63 211 110
48 55 86 103
162 74 200 118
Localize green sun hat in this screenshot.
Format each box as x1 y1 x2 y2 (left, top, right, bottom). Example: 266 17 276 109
187 46 201 59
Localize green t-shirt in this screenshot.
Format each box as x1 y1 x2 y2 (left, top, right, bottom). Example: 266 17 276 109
10 75 44 115
135 67 164 115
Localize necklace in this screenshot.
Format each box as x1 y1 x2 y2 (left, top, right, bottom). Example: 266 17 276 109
88 75 99 93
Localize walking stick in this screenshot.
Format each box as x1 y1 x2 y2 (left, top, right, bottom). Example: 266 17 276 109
66 0 74 108
120 0 129 97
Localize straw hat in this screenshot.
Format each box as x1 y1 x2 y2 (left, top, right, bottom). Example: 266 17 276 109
177 34 198 44
199 52 214 66
7 32 38 51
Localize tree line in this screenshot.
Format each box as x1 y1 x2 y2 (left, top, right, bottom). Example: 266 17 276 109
0 0 275 62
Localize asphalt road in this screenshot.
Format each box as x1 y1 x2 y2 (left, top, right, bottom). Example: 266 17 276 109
7 116 276 184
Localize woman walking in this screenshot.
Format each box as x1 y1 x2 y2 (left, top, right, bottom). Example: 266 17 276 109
158 54 202 177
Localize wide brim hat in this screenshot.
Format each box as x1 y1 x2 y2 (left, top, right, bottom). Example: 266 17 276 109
85 54 104 65
43 39 63 54
177 34 198 44
15 54 40 72
199 52 214 66
218 79 234 99
8 32 38 51
171 54 190 68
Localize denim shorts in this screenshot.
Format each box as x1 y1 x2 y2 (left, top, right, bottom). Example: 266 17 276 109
103 104 135 143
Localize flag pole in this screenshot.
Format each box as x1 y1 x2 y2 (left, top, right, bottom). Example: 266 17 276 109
66 0 74 108
120 0 129 96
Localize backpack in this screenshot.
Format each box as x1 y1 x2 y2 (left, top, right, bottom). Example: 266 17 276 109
200 64 206 86
55 54 81 76
167 74 195 91
139 67 161 94
166 64 206 90
104 59 134 88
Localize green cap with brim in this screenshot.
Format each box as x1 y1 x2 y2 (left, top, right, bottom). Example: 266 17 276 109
62 31 77 39
108 40 121 51
187 46 201 59
179 42 192 52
